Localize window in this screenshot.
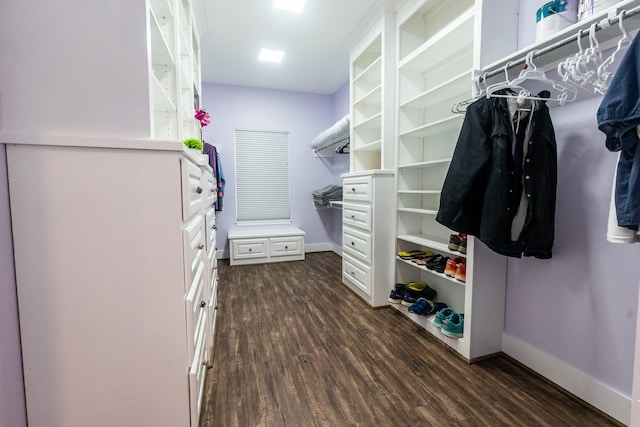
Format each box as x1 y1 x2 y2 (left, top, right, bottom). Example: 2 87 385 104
234 129 290 223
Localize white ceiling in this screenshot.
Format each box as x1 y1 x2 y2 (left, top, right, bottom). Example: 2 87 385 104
195 0 383 95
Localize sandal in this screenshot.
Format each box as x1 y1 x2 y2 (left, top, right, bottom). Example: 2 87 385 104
408 298 434 315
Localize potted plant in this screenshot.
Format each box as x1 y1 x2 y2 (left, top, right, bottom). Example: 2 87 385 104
183 138 203 156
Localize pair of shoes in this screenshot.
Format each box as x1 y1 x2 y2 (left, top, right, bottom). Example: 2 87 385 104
444 256 464 277
444 257 466 282
400 281 437 306
388 283 406 304
432 307 464 338
408 299 447 316
448 233 467 254
426 254 448 273
398 250 433 260
442 312 464 338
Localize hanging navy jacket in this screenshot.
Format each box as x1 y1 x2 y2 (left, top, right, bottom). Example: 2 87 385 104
597 31 640 231
436 92 557 259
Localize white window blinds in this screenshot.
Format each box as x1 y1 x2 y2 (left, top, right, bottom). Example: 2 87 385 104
234 129 290 223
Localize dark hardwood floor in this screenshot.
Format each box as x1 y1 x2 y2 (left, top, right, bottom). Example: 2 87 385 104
199 252 621 427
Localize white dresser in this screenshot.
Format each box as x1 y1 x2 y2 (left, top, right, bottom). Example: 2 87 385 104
6 138 217 427
341 171 395 307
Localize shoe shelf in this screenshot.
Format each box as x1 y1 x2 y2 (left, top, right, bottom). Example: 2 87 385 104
390 303 466 353
396 257 466 287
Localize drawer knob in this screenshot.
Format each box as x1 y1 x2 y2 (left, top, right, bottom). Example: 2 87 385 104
249 248 252 252
351 241 355 246
202 359 209 366
351 187 355 192
200 300 206 308
213 225 217 230
285 245 288 249
351 214 355 219
198 243 205 250
196 186 203 194
214 305 219 310
351 271 355 275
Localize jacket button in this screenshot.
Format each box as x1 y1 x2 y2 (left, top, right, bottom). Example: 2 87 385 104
525 175 530 180
527 194 532 198
525 158 530 163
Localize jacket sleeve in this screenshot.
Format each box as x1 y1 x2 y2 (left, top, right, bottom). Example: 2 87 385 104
436 97 494 235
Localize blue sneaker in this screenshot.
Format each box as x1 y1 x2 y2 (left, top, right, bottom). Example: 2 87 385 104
432 307 455 328
388 283 406 304
442 312 464 338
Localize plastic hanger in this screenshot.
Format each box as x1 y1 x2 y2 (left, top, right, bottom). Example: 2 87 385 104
486 51 577 105
594 11 632 93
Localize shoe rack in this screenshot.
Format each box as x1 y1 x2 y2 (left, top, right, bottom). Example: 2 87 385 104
391 0 516 362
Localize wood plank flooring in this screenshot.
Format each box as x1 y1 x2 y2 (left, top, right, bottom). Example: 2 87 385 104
199 252 621 427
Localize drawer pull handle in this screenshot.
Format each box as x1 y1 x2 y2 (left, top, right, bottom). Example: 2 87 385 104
198 243 205 250
196 186 203 194
200 300 206 308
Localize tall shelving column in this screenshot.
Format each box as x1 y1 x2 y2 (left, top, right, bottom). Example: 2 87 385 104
392 0 515 361
342 12 396 307
149 0 201 141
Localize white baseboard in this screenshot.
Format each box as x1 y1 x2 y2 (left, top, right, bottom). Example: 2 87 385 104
502 333 631 425
216 244 342 261
305 242 342 255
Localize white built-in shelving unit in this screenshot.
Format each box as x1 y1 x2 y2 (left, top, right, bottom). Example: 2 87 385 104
392 0 518 362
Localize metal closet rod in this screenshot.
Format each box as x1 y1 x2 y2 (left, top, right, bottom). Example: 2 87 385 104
479 4 640 82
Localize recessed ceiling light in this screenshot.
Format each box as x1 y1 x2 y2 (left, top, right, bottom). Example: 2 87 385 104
273 0 306 13
259 48 285 63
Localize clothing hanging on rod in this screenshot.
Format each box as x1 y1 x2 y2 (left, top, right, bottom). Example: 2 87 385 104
597 28 640 240
437 90 558 259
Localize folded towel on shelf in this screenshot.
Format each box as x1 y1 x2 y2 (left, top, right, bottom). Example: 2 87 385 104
310 115 350 150
313 185 343 207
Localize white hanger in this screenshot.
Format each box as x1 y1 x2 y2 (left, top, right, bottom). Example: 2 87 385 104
594 11 632 93
486 51 577 105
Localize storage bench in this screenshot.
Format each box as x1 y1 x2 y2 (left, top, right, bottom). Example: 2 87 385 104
228 227 305 266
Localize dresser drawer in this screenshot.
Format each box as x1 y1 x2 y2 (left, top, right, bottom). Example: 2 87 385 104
342 226 372 263
181 159 203 221
183 216 206 292
231 238 268 260
342 252 371 295
270 236 303 257
343 175 372 202
189 312 208 426
185 262 206 362
205 207 217 252
203 171 216 210
343 203 372 232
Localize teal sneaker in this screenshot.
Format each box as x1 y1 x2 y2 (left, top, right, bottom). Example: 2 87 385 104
442 312 464 338
432 307 454 328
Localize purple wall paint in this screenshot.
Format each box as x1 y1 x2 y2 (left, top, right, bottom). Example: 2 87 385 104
332 81 350 121
201 83 349 253
0 144 27 427
503 3 640 397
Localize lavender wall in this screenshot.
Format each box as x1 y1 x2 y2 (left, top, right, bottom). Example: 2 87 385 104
503 2 640 398
0 145 27 427
201 83 349 254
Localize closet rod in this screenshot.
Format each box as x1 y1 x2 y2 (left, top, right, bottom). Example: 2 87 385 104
313 134 350 154
479 4 640 82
